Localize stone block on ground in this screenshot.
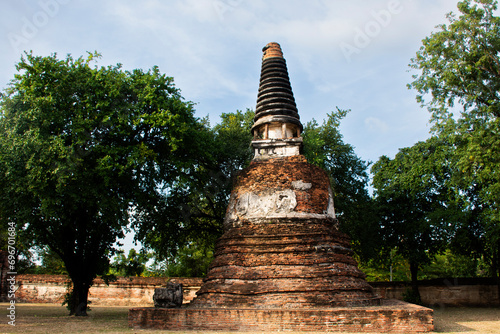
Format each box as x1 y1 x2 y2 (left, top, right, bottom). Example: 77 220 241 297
153 283 183 308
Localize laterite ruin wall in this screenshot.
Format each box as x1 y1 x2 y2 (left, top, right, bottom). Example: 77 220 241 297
11 275 202 306
372 278 500 307
9 274 500 307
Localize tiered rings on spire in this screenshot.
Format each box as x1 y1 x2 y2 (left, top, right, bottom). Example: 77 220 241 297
251 42 303 160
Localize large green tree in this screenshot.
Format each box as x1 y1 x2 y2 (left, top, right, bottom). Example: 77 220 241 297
371 137 458 299
408 0 500 278
0 52 201 315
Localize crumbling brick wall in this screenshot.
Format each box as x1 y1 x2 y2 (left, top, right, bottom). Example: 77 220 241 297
14 274 202 306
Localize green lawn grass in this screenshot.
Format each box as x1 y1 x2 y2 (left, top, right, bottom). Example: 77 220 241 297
0 303 499 333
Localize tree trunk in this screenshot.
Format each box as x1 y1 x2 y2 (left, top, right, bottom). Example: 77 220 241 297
67 277 91 316
496 239 500 303
409 260 422 303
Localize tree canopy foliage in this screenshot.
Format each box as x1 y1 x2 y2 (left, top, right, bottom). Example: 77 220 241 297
110 249 152 277
164 242 214 278
409 0 500 123
0 52 202 315
408 0 500 279
302 110 381 261
133 109 254 265
371 137 461 298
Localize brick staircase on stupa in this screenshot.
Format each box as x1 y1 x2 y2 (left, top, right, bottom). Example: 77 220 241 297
189 42 380 309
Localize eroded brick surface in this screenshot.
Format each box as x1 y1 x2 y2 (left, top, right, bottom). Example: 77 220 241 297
129 299 434 332
191 219 379 309
230 155 331 215
191 156 380 309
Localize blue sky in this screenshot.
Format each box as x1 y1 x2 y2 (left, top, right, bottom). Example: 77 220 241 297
1 0 467 251
1 0 466 163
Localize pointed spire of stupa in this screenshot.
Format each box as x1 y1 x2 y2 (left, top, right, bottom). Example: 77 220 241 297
251 42 303 160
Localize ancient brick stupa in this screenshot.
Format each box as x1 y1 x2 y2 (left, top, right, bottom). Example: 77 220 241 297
190 42 379 308
129 42 434 332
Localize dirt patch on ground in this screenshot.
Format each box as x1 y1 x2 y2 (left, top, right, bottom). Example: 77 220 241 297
433 306 500 333
0 303 499 333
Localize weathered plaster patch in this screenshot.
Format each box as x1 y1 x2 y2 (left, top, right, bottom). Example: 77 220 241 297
235 189 297 218
224 189 336 228
326 188 336 217
291 180 312 190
